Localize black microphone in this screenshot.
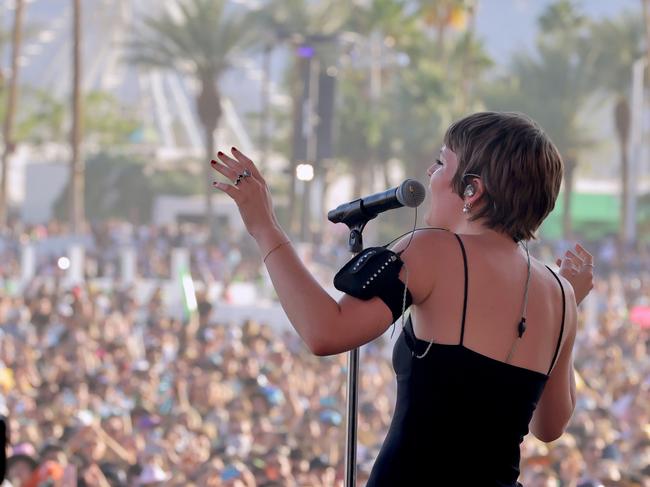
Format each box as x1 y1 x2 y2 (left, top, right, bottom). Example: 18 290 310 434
328 179 426 226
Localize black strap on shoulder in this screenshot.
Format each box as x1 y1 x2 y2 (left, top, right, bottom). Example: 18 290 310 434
453 234 469 345
545 265 566 375
387 228 469 344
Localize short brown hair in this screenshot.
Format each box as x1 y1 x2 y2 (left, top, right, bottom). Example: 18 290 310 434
444 111 563 242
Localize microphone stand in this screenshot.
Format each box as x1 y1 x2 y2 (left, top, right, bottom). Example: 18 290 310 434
337 201 374 487
329 180 423 486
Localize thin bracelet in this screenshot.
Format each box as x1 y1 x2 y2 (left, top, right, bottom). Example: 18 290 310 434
263 240 291 264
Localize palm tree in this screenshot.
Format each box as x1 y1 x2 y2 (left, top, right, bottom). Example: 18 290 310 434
587 13 644 243
389 40 453 177
127 0 254 238
255 0 350 238
447 20 492 115
347 0 418 48
343 0 418 191
0 8 7 94
12 87 66 145
641 0 650 64
417 0 470 50
8 88 138 150
336 69 390 197
481 0 595 239
396 14 491 175
0 0 25 227
70 0 84 234
393 0 490 163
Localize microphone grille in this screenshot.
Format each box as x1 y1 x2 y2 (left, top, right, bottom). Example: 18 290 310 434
396 179 426 208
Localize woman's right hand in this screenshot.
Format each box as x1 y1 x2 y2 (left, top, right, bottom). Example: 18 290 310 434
556 243 594 305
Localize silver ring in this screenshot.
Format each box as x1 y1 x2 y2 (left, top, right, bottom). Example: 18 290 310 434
584 263 594 268
234 169 251 186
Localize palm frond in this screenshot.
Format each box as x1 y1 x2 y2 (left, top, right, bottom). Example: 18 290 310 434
587 12 644 94
124 0 253 77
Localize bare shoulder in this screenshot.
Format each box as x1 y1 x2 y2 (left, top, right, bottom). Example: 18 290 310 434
531 256 576 301
388 227 457 254
556 272 577 302
554 271 578 334
530 256 577 341
388 228 457 305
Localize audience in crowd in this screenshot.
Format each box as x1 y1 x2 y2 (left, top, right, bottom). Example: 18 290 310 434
0 220 647 486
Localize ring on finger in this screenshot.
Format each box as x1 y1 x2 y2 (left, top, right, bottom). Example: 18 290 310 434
234 169 252 186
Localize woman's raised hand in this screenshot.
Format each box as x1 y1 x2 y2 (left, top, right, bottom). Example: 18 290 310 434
556 243 594 305
210 147 282 241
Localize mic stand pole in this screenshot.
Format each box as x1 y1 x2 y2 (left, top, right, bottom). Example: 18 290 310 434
342 217 370 487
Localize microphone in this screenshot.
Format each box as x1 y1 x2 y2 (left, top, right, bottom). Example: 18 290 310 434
328 179 426 226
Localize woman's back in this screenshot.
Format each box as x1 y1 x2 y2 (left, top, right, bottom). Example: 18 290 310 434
365 229 574 486
411 230 570 376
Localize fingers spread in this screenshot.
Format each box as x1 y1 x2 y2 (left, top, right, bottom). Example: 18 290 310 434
213 181 241 201
574 243 593 264
216 151 241 172
565 249 583 265
211 159 237 181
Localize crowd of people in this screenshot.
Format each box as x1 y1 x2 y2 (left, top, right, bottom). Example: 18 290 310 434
0 220 244 284
0 220 647 486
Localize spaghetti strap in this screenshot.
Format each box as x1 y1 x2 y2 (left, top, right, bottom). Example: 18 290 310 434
544 265 566 375
453 234 469 346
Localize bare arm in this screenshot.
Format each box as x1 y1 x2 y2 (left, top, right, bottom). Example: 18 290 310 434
531 242 593 441
256 227 436 356
211 148 431 356
256 227 393 355
529 277 578 442
92 424 137 465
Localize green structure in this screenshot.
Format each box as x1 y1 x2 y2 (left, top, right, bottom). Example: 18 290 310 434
539 192 650 241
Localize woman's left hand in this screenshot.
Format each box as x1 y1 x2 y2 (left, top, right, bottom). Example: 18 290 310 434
210 147 282 240
556 243 594 305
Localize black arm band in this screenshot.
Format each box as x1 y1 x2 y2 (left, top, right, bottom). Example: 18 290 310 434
334 246 414 323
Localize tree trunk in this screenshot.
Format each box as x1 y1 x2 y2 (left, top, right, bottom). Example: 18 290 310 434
562 157 576 240
70 0 85 234
288 55 307 236
641 0 650 69
0 0 24 227
260 44 272 172
351 160 366 199
614 96 631 244
196 75 221 241
382 158 391 188
300 178 310 242
0 7 5 93
204 124 216 239
320 167 331 242
459 5 478 114
620 141 629 243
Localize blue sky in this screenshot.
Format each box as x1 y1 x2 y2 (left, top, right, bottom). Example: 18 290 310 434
475 0 642 62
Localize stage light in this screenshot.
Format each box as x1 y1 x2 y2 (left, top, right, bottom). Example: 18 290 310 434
296 164 314 182
57 257 70 270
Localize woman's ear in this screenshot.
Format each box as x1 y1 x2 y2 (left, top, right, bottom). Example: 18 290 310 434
464 177 484 205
